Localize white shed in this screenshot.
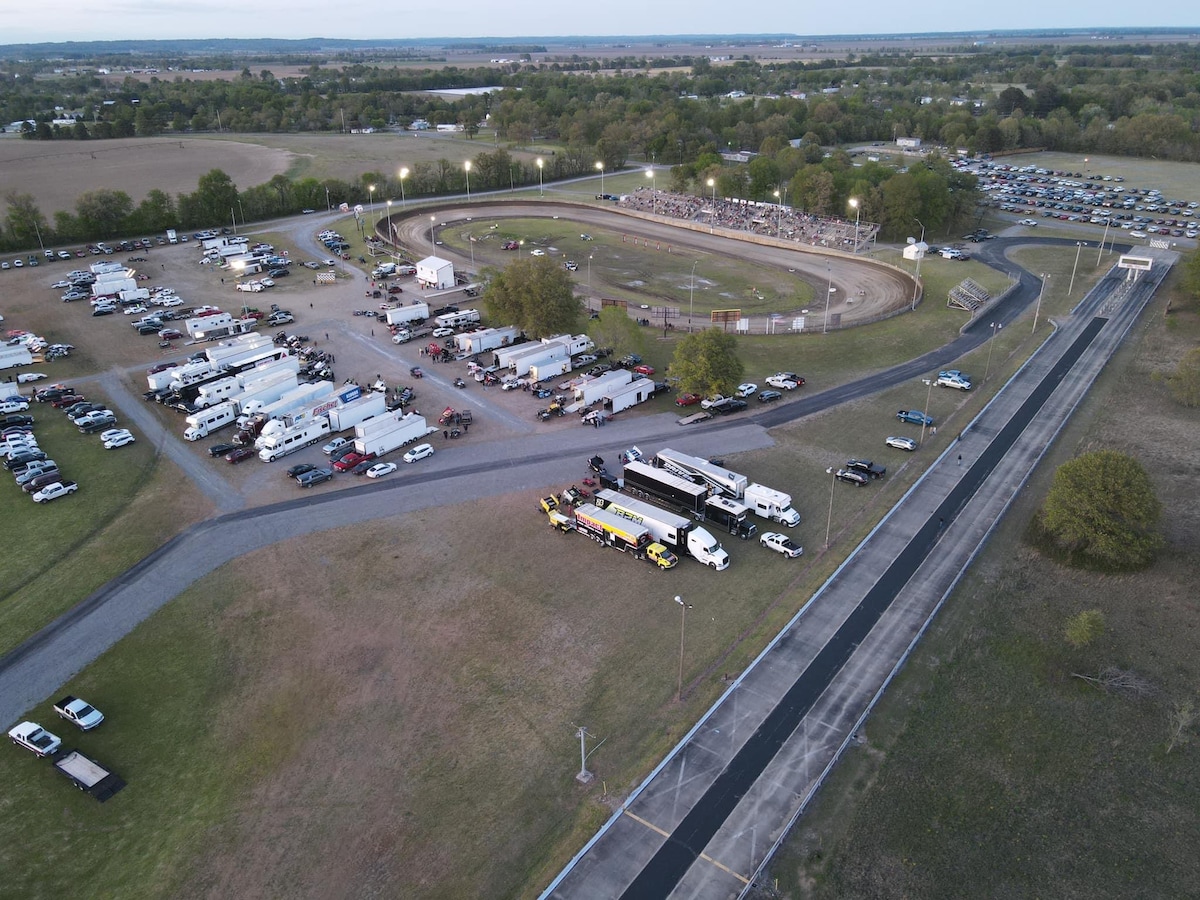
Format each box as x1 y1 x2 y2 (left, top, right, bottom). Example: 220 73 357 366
903 241 929 262
417 256 455 290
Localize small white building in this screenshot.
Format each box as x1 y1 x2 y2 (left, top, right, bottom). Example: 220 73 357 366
903 241 929 262
417 256 455 291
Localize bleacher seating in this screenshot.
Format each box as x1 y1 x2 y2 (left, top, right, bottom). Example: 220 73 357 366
948 278 990 312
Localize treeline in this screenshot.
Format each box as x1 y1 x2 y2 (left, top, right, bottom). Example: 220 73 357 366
3 42 1200 163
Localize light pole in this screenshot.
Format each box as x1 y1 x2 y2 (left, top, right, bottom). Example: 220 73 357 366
1069 242 1084 296
823 261 833 333
325 185 330 211
237 198 245 229
464 160 472 202
1097 219 1111 265
689 260 698 331
911 217 926 311
646 167 656 215
849 197 861 254
385 199 391 235
707 177 716 233
368 184 376 230
536 157 543 197
920 378 934 446
983 322 1002 383
429 216 436 253
773 189 782 237
671 595 692 702
398 167 408 207
1033 273 1047 334
596 161 604 197
825 467 837 549
519 239 524 258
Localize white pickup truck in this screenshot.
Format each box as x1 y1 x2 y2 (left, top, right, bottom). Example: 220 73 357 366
7 721 62 757
32 480 78 503
53 695 105 731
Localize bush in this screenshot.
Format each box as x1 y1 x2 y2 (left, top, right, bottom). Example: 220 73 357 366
1035 450 1164 571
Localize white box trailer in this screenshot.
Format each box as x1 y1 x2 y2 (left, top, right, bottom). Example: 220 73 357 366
194 375 242 409
605 378 654 414
236 354 300 389
243 380 336 426
257 416 332 461
385 301 430 327
205 334 273 367
492 341 537 370
508 341 570 378
279 383 359 427
417 255 455 290
166 359 217 390
326 390 386 432
574 369 632 405
184 401 237 440
119 287 151 303
0 345 35 370
228 372 298 415
454 325 520 354
92 277 136 298
563 334 595 356
529 357 571 384
90 261 128 277
186 313 235 339
353 412 435 458
433 309 481 330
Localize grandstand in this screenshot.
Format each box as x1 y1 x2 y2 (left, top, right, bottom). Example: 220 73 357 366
948 278 990 312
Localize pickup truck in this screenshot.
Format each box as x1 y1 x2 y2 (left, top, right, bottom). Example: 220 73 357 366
53 695 105 730
896 409 934 426
845 459 887 480
8 721 62 757
32 480 79 502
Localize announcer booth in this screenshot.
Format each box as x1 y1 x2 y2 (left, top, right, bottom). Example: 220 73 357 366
417 256 455 291
1117 254 1154 282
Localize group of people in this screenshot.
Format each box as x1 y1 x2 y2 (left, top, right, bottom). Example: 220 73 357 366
618 187 879 252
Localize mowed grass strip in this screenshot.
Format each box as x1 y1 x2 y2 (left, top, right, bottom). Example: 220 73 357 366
0 402 212 656
771 259 1200 897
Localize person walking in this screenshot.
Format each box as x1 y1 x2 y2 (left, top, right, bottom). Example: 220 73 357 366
957 454 962 466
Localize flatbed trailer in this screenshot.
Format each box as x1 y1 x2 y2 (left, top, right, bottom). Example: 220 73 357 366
54 750 126 801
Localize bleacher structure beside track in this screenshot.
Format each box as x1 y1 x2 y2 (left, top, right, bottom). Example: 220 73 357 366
948 278 990 312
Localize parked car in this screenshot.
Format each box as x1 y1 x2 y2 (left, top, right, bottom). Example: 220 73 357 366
225 447 256 464
896 409 935 426
286 462 317 478
835 468 870 486
714 398 748 414
296 467 334 487
322 437 350 455
79 416 117 434
886 435 918 451
403 443 434 463
632 364 656 376
757 389 783 403
431 327 455 338
103 432 136 449
366 462 398 479
574 354 598 366
735 383 758 398
760 532 804 558
765 375 799 391
700 395 727 409
333 451 373 472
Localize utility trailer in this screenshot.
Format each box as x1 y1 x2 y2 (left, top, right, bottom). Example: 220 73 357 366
54 750 126 801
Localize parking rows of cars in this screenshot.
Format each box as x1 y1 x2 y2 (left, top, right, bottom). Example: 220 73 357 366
4 237 174 272
956 158 1200 240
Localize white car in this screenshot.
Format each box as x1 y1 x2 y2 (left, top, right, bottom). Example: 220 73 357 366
735 383 758 398
0 400 30 413
365 462 398 479
51 280 70 289
53 696 105 731
529 248 546 256
7 721 62 757
259 278 275 288
403 443 434 463
574 354 598 366
700 395 727 410
1018 218 1039 226
765 375 798 391
103 432 136 449
123 304 148 315
937 374 972 391
885 435 918 451
760 532 804 558
98 428 130 443
1130 231 1147 238
322 437 350 455
159 296 184 307
431 327 455 338
16 372 47 383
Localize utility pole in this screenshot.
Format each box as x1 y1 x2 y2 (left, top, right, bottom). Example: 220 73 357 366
575 726 595 784
1033 274 1047 334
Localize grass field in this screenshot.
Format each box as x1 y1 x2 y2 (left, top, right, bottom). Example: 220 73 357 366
0 241 1122 897
768 261 1200 898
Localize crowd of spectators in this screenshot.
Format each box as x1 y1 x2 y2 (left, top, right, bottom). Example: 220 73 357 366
617 187 880 253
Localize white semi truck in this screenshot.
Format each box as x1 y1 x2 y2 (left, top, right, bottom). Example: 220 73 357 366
653 447 800 527
594 489 729 570
184 401 237 440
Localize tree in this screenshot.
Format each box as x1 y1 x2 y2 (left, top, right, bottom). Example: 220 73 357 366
1064 609 1105 648
588 306 643 361
668 328 744 398
1037 450 1164 571
4 191 49 250
483 257 582 338
75 189 133 239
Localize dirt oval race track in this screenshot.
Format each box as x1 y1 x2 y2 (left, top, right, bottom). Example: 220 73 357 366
383 200 917 328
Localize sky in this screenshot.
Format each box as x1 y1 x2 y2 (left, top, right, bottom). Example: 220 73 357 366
1 1 1196 44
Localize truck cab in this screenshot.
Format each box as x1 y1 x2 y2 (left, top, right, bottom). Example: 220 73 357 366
645 543 678 569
